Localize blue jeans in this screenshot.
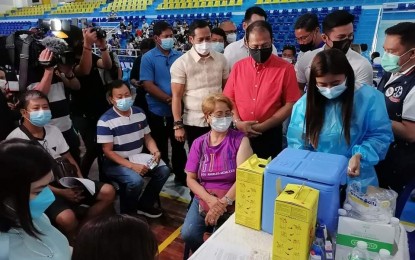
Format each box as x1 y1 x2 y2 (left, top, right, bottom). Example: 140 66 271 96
181 198 210 253
103 159 170 214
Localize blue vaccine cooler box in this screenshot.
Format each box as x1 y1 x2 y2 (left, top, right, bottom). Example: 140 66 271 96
261 148 348 234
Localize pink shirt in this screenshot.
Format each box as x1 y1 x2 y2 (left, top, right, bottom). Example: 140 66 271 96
223 55 301 123
185 129 244 191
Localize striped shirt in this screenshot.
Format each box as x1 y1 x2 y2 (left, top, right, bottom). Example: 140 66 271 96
97 106 150 158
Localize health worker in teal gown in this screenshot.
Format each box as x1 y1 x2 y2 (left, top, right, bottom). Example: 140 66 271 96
287 49 394 192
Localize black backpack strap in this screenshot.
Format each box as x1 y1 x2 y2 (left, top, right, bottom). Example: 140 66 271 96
18 35 34 92
19 124 38 142
5 33 15 70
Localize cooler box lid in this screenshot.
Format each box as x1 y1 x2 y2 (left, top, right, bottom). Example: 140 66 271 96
265 148 348 185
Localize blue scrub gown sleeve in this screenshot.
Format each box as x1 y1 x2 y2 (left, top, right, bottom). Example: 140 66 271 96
351 89 394 166
287 96 309 150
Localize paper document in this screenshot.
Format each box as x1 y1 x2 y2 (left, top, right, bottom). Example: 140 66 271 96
59 177 96 196
195 240 270 260
128 153 166 167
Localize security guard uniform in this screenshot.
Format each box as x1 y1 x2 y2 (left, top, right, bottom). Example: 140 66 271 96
376 65 415 194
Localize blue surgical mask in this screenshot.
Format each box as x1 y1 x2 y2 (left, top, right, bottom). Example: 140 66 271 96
28 110 52 127
211 42 225 53
317 80 347 99
381 48 414 73
115 97 134 111
160 38 174 50
210 116 232 132
29 186 55 219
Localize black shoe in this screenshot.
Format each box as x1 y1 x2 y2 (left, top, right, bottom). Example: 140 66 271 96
137 206 163 218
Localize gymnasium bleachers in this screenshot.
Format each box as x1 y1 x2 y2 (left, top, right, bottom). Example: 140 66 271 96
0 0 412 54
51 1 106 15
7 4 56 17
0 21 32 36
256 0 319 4
156 0 243 10
102 0 153 12
155 12 232 22
258 6 361 50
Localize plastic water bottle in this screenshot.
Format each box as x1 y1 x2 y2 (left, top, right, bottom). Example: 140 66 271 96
338 208 348 216
348 241 370 260
375 249 391 260
343 203 352 212
343 203 361 219
309 254 322 260
390 217 401 243
311 225 326 260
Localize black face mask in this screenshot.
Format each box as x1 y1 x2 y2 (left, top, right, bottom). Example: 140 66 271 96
249 47 273 64
331 38 352 54
299 41 314 52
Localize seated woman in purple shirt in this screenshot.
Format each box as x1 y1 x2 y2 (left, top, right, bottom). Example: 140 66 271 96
181 93 253 253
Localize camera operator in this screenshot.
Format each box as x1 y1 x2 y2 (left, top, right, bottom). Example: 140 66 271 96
99 44 122 86
0 67 16 141
66 25 112 177
26 46 81 165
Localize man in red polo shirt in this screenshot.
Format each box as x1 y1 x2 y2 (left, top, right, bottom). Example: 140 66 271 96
224 20 301 158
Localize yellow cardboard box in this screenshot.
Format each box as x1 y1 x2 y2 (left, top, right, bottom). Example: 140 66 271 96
272 184 319 260
235 154 270 230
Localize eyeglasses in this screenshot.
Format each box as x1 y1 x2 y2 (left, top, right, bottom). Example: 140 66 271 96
296 33 313 43
210 112 233 118
247 43 272 50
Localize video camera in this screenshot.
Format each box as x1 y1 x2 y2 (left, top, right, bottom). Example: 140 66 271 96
90 27 107 40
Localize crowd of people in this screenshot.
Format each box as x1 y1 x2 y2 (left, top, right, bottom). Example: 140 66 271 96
0 4 414 260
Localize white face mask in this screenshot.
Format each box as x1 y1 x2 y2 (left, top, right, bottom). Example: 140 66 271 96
227 33 237 43
194 42 211 56
210 116 232 132
282 57 293 64
0 79 7 89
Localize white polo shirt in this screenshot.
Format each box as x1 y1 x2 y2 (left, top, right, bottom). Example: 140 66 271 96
224 38 278 69
295 45 373 89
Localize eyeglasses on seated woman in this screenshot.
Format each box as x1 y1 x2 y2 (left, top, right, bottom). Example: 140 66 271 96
180 93 253 254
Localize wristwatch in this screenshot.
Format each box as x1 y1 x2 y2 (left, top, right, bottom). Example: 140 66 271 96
224 196 234 206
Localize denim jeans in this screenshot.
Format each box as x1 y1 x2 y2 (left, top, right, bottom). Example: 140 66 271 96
103 159 170 214
181 198 210 253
